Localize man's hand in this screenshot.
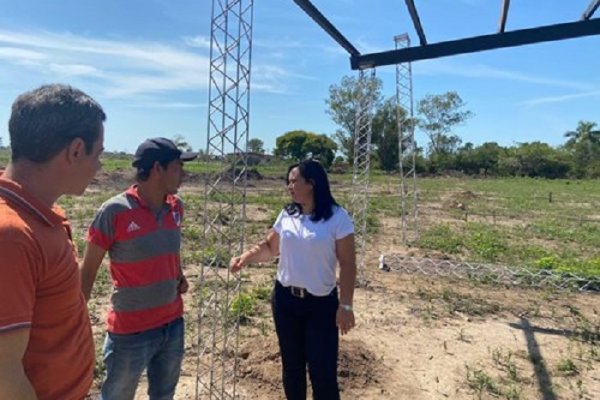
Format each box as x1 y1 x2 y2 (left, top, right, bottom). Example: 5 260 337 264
177 275 188 294
80 242 107 302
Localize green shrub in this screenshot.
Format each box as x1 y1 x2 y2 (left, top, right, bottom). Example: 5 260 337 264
200 245 231 268
534 256 600 278
418 224 463 254
464 223 508 262
230 293 257 324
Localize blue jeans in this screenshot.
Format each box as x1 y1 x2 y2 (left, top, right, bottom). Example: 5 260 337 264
100 317 184 400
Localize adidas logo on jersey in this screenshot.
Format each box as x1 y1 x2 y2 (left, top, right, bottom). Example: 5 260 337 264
127 221 141 232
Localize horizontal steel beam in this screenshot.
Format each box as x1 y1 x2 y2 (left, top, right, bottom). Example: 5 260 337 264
351 18 600 69
293 0 360 56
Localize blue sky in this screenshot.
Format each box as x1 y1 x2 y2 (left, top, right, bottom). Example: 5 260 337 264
0 0 598 154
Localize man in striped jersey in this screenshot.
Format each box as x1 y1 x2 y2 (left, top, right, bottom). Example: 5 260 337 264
80 137 197 400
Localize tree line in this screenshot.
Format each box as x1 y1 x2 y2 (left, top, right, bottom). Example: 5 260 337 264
269 75 600 179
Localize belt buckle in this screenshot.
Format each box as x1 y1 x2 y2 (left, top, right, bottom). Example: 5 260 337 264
290 286 305 298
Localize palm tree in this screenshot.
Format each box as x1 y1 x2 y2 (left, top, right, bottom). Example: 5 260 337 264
564 121 600 148
171 134 192 152
564 121 600 177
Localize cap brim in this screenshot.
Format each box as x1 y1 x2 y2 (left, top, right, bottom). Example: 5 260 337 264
180 152 198 162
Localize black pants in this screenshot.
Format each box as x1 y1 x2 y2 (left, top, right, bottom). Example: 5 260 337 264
272 280 340 400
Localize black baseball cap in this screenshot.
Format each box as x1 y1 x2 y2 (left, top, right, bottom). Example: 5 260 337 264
132 137 197 169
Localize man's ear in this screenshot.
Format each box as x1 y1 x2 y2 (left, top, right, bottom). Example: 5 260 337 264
66 138 86 163
148 161 162 178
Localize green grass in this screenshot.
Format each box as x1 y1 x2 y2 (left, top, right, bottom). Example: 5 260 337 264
0 148 9 167
557 358 579 376
385 176 600 279
230 292 257 324
229 284 273 324
465 366 501 397
418 224 463 254
5 149 600 281
533 257 600 278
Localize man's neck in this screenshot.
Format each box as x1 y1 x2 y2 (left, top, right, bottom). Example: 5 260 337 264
136 183 167 211
3 162 62 207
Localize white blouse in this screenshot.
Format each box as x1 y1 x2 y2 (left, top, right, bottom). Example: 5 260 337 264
273 206 354 296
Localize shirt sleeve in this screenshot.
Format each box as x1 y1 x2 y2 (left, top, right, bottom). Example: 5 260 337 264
272 210 285 234
0 241 37 335
86 204 115 250
334 207 355 240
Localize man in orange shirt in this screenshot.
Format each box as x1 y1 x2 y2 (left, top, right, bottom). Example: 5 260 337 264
0 84 106 399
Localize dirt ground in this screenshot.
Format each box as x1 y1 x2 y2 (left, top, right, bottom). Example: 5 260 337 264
84 173 600 400
119 259 600 400
238 270 600 399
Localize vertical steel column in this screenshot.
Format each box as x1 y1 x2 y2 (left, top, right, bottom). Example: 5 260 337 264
350 68 376 280
394 34 419 243
196 0 254 398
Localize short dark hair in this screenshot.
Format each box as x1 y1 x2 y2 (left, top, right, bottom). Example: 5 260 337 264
285 159 338 222
9 84 106 163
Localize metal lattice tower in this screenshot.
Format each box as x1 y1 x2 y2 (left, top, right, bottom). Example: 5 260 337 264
394 34 418 243
350 68 376 278
196 0 254 398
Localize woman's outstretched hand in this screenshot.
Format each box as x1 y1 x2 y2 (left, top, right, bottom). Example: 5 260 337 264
229 256 245 273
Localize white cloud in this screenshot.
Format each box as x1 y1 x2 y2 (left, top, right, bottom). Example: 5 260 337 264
126 101 207 109
0 29 297 100
48 63 101 77
255 38 346 56
416 59 590 91
521 90 600 106
0 46 47 62
183 35 211 49
0 30 211 99
354 39 386 55
255 39 306 49
251 64 318 94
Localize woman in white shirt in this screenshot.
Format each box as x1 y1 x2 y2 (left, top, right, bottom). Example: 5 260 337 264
230 159 356 400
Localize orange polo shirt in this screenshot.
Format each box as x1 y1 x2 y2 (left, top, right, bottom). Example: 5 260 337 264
0 175 94 400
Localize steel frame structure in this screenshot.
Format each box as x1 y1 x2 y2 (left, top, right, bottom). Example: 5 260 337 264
292 0 600 249
350 68 376 278
291 0 600 69
193 1 598 396
394 34 418 244
196 0 254 398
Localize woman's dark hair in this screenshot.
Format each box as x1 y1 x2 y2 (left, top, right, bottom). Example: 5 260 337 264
284 159 338 222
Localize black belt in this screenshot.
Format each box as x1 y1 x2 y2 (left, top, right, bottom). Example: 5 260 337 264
277 281 336 299
290 285 308 298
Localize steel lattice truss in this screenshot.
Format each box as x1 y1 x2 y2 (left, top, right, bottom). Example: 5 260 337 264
380 254 600 292
196 0 254 398
394 34 418 244
350 68 376 279
293 0 600 69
